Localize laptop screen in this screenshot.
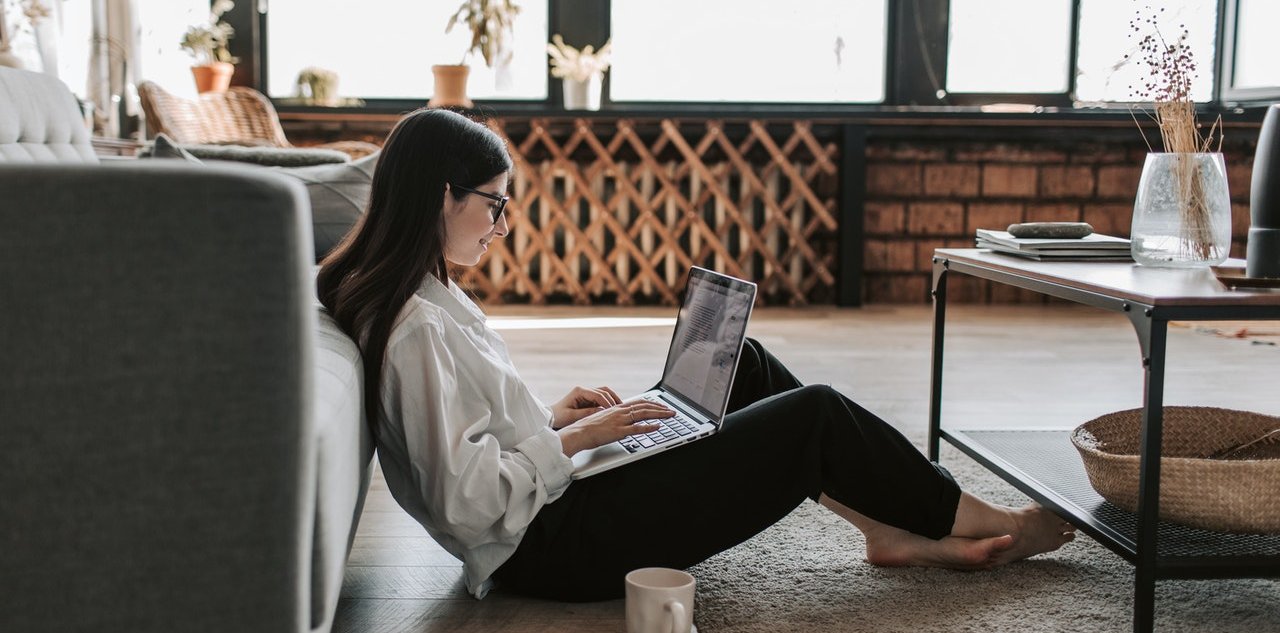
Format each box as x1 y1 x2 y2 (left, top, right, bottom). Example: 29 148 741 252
658 268 757 421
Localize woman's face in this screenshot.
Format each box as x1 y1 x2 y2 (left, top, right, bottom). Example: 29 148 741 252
442 173 510 266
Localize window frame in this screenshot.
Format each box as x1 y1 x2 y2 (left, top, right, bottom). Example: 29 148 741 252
937 0 1080 108
1217 0 1280 103
224 0 1274 115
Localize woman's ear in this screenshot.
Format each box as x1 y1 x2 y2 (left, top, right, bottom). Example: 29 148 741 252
440 183 461 217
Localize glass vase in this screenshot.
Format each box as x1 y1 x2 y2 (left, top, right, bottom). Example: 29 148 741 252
1130 152 1232 267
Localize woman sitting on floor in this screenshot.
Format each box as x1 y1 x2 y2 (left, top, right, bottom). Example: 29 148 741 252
316 108 1076 601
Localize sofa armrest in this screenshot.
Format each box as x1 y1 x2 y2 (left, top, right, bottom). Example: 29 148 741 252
0 162 317 633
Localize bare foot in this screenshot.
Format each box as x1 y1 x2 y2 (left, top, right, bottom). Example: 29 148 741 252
819 493 1075 571
949 494 1077 564
863 521 1016 570
987 505 1077 566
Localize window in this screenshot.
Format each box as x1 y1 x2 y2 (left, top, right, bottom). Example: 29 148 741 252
609 0 887 103
1074 0 1218 103
1229 0 1280 90
43 0 207 100
945 0 1072 94
137 0 217 98
264 0 548 100
944 0 1219 103
55 2 94 97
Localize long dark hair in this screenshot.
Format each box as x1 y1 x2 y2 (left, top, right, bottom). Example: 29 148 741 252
317 108 513 425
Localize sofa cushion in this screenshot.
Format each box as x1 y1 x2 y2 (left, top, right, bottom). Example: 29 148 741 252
0 67 97 164
311 309 373 630
274 154 378 261
148 133 203 161
139 136 349 166
145 134 377 262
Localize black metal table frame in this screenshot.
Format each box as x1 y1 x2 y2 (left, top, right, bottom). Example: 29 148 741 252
927 254 1280 633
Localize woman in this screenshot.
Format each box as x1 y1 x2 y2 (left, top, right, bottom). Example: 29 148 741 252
317 109 1076 602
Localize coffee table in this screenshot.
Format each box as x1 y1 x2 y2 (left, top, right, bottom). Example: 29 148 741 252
927 248 1280 633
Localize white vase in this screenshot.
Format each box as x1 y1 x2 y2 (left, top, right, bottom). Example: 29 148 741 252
1130 152 1232 267
562 74 602 110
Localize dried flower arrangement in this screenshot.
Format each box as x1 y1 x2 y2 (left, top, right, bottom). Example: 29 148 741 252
447 0 521 68
1126 4 1225 260
180 0 237 66
546 34 613 83
1127 6 1221 154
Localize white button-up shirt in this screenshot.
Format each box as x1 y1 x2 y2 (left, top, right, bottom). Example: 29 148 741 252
374 274 574 599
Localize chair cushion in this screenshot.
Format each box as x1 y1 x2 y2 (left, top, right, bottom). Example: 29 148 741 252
144 134 376 262
0 67 97 164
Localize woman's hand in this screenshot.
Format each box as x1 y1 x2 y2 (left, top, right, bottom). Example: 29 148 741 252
557 400 676 458
549 385 622 429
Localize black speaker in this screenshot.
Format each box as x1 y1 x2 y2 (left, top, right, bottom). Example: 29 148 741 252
1248 104 1280 278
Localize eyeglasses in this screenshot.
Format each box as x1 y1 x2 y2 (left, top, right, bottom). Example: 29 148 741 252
452 184 510 225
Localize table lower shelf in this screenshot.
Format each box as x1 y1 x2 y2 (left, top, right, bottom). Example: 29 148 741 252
942 429 1280 579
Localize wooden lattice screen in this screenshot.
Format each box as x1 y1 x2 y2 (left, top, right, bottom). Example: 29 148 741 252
455 118 841 306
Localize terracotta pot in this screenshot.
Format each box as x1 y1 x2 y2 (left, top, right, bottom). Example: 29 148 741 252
429 64 473 108
191 62 234 94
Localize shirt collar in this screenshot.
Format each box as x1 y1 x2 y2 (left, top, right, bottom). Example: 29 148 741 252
418 273 486 326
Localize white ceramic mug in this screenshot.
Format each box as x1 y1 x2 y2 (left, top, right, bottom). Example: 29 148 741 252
625 567 695 633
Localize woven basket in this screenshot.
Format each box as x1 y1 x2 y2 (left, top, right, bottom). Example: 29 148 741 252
1071 407 1280 533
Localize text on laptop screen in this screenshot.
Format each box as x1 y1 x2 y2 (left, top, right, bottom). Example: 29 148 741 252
660 272 754 417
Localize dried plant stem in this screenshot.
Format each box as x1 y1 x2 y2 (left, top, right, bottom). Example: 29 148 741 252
1155 101 1216 259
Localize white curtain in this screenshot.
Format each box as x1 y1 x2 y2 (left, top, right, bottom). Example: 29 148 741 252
88 0 140 137
33 0 60 76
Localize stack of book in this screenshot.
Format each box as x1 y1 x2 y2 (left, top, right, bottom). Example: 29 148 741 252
975 229 1132 261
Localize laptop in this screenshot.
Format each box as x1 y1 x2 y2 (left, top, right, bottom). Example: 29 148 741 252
571 266 757 479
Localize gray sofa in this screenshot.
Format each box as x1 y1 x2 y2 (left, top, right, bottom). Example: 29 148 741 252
0 67 373 633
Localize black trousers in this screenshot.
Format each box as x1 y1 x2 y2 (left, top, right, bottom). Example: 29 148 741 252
494 338 962 601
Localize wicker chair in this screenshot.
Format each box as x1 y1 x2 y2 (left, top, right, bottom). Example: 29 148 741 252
137 82 380 160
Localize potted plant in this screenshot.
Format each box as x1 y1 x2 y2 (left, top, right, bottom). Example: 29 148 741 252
296 66 340 106
180 0 237 93
430 0 521 108
547 34 611 110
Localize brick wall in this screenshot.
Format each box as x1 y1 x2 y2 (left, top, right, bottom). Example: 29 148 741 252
862 134 1258 304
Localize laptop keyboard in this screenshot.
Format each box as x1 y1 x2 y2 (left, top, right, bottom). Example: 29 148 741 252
618 398 704 454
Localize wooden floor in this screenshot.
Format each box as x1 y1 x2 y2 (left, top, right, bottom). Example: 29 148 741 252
333 304 1280 633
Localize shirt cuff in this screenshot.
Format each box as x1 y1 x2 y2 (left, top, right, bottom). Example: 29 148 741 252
516 428 574 496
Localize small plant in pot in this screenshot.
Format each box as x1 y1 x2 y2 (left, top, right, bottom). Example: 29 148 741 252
430 0 521 109
547 34 612 110
180 0 237 93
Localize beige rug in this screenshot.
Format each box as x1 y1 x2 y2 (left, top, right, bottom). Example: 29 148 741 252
688 443 1280 633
